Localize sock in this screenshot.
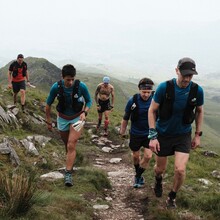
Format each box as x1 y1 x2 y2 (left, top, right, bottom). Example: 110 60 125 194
104 119 109 131
65 169 72 174
134 164 140 175
155 175 162 183
97 119 102 127
168 190 176 199
136 167 145 178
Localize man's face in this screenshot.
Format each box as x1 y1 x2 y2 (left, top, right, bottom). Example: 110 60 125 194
103 82 109 87
17 57 24 65
139 89 152 100
176 68 193 88
63 76 75 88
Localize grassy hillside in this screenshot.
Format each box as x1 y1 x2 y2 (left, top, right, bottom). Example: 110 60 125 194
0 57 220 150
0 83 219 219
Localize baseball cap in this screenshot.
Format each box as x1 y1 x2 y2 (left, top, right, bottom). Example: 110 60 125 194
177 57 198 75
17 54 24 59
103 76 110 84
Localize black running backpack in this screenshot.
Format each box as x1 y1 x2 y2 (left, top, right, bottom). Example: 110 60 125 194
56 79 84 113
158 80 198 124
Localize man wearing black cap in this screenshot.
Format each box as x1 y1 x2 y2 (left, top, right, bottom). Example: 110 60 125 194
120 77 154 188
148 57 204 208
8 54 30 112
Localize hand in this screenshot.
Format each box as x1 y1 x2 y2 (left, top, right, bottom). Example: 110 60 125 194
191 136 200 149
27 81 31 87
8 84 12 89
80 112 86 121
119 133 127 139
110 105 114 111
149 139 160 154
47 123 52 132
97 105 101 111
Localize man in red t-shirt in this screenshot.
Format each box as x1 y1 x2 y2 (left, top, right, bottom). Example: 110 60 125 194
8 54 30 112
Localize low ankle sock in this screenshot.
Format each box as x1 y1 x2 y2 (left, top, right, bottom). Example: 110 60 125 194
155 175 162 183
98 119 102 126
136 167 145 178
65 169 72 174
134 164 140 175
168 190 176 199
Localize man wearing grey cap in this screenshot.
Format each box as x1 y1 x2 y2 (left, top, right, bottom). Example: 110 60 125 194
148 57 204 208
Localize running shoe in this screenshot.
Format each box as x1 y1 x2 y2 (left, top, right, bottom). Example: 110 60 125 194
64 172 73 187
138 176 145 186
166 197 177 209
133 176 144 188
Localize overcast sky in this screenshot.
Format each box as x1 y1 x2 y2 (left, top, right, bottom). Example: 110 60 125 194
1 0 220 77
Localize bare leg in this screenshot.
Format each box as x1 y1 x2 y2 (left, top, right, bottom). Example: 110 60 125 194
140 148 153 169
172 152 189 192
65 125 82 171
20 89 26 105
13 92 18 104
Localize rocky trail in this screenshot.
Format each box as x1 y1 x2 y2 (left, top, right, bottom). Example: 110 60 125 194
88 127 158 220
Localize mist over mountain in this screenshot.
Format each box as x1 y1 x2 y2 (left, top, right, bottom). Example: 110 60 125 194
1 20 220 83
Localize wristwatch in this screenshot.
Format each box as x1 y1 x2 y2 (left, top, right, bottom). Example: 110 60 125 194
195 131 203 136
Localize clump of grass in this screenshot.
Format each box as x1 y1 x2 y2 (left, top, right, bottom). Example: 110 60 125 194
0 170 39 218
77 167 111 191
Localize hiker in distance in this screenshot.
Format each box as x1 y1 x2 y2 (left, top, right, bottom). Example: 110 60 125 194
45 64 92 187
120 78 154 188
8 54 30 112
94 76 115 136
148 57 204 208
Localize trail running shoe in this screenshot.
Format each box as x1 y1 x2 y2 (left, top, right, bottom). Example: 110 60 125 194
64 172 73 187
133 176 144 188
154 181 163 197
138 176 145 186
166 197 177 209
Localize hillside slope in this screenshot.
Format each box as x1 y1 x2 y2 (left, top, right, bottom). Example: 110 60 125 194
0 57 220 149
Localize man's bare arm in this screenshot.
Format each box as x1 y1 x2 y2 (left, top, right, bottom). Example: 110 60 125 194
111 86 115 106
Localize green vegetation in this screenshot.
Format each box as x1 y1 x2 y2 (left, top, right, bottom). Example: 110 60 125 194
0 58 220 219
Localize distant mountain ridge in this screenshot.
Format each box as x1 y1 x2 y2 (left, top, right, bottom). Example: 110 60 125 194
0 57 61 91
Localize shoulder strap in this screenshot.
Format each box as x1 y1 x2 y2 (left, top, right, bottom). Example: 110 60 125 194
57 80 63 97
130 93 139 121
182 82 199 124
131 93 138 111
188 82 198 104
72 79 80 96
166 79 175 100
158 79 175 120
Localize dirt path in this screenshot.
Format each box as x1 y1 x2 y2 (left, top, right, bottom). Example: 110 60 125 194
91 133 155 220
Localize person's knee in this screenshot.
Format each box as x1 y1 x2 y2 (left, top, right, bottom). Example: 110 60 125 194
20 90 25 96
155 164 166 175
132 152 139 163
67 139 77 151
175 167 186 178
143 153 152 162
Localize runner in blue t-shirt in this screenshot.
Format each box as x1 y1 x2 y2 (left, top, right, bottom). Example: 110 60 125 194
45 64 92 187
148 57 204 208
120 77 154 188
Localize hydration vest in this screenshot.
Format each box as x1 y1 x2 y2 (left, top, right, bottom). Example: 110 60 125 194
56 79 84 113
11 61 27 77
130 92 154 122
159 80 198 124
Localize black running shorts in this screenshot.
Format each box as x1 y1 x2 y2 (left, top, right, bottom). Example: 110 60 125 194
129 134 150 152
12 80 26 93
98 99 112 113
157 132 191 156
